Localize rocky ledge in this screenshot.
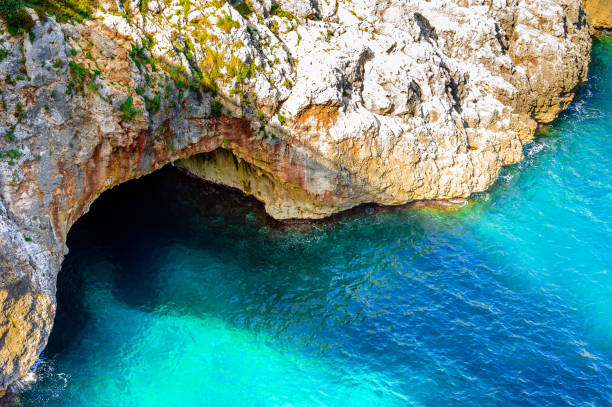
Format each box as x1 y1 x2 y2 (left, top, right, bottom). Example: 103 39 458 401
0 0 598 394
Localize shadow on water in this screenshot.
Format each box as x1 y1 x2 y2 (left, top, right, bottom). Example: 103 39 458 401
51 164 436 351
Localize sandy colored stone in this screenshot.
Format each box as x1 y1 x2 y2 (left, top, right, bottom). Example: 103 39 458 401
583 0 612 28
0 290 55 391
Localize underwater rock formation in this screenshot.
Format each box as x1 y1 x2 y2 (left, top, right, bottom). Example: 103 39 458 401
0 0 594 393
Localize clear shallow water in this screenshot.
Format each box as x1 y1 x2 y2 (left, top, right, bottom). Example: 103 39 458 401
9 34 612 406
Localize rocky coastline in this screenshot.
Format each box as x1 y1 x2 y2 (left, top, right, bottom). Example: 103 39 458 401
0 0 607 394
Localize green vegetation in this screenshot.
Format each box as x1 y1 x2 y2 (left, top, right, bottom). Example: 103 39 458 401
162 63 189 92
0 0 35 35
216 14 240 33
66 60 101 95
2 0 261 124
197 47 223 92
40 0 98 21
234 1 253 17
1 0 99 35
68 60 88 81
209 0 226 8
145 92 161 114
4 124 17 142
277 112 286 126
139 0 148 13
129 43 155 71
226 55 249 82
210 99 223 116
0 149 22 160
178 0 190 14
268 19 279 35
270 6 297 22
3 100 26 142
118 96 141 120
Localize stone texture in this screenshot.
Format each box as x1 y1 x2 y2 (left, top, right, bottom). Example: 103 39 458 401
583 0 612 28
0 290 54 393
0 0 593 393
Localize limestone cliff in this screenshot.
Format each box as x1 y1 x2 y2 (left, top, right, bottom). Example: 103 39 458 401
583 0 612 28
0 0 592 394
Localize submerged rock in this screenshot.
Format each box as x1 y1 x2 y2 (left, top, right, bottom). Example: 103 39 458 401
0 0 596 393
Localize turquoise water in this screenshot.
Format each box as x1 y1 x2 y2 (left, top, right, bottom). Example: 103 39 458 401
9 34 612 406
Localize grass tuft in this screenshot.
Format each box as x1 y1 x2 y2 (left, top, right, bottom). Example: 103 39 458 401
1 0 99 35
119 96 142 120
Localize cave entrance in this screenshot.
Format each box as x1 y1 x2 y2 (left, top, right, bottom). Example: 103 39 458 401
10 158 342 404
50 163 273 352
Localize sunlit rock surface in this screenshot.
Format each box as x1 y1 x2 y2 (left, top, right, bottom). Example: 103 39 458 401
0 0 594 393
583 0 612 28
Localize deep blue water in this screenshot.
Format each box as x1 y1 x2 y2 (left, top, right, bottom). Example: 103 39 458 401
7 34 612 406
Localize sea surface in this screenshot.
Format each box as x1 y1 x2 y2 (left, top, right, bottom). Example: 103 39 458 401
8 34 611 406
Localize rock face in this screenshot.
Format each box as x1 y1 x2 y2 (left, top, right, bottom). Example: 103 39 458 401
0 0 592 394
583 0 612 28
